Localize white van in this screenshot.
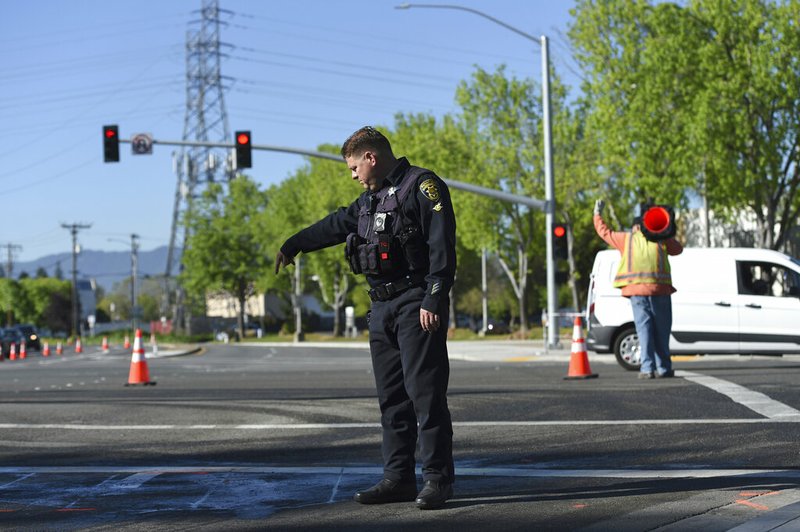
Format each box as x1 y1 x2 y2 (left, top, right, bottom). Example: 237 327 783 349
586 247 800 370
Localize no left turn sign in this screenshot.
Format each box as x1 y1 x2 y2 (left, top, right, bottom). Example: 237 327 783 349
131 133 153 155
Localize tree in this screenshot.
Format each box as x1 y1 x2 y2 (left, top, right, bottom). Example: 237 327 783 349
35 267 48 279
570 0 800 250
182 176 271 340
450 66 565 334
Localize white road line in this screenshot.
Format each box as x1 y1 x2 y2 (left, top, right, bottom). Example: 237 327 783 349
678 370 800 420
106 472 161 489
0 466 798 479
0 418 796 431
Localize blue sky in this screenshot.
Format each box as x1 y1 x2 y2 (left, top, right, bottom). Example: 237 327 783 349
0 0 578 266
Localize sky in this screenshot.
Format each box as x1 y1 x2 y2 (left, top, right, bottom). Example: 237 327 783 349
0 0 579 269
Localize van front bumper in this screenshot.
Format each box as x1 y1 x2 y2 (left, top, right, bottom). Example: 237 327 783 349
587 326 615 353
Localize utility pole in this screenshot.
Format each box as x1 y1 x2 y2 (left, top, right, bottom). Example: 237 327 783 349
2 243 22 326
61 223 92 338
3 243 22 279
131 233 140 332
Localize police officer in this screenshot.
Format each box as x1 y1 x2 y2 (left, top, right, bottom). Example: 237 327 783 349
274 126 457 510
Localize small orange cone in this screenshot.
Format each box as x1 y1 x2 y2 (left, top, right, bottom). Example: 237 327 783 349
19 341 27 359
564 316 598 380
75 337 83 354
9 343 17 361
102 336 109 353
123 335 131 350
43 342 51 357
56 341 63 356
125 329 156 386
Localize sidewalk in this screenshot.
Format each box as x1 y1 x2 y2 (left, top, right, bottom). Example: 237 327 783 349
238 339 594 364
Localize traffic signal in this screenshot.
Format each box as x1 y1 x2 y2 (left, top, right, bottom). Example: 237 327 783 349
553 223 568 260
103 125 119 163
235 130 252 169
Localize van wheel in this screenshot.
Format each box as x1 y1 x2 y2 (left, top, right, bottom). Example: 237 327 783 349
614 327 641 371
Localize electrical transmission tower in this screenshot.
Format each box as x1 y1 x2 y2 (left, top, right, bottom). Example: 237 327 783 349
166 0 234 333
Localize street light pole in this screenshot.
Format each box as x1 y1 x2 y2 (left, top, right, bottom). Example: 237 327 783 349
131 233 140 332
396 3 559 347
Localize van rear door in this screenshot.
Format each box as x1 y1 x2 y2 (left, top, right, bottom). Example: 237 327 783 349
736 260 800 353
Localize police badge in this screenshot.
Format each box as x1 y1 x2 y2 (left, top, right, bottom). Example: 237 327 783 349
373 212 387 232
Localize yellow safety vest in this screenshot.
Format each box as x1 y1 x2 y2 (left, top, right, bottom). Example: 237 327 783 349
613 231 672 288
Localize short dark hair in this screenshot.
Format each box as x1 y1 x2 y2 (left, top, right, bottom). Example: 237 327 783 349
341 126 393 159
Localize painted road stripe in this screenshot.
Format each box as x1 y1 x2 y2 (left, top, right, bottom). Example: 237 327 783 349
678 370 800 419
0 466 798 479
0 417 799 431
0 418 798 431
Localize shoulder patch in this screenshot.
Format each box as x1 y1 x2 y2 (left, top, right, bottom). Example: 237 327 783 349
419 178 440 201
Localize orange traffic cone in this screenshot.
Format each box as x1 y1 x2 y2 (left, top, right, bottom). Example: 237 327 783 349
123 335 131 350
564 316 598 380
125 329 156 386
75 337 82 354
19 341 27 359
102 336 109 353
9 343 17 361
42 342 51 357
56 341 63 356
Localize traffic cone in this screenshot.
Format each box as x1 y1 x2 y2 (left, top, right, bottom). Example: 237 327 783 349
9 343 17 361
123 335 131 350
125 329 156 386
75 337 82 354
102 336 109 353
564 316 598 380
19 341 27 359
42 342 51 357
56 341 63 355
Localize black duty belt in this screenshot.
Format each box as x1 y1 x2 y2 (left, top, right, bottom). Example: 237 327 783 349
368 275 426 302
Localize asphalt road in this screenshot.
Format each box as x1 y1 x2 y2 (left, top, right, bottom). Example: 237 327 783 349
0 341 799 531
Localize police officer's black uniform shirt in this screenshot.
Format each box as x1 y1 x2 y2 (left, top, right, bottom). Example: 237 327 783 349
280 157 456 313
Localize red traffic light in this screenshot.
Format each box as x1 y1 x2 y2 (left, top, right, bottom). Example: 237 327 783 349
234 130 252 169
103 125 119 163
553 225 566 238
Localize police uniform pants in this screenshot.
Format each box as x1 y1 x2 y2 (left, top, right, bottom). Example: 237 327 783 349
368 285 454 485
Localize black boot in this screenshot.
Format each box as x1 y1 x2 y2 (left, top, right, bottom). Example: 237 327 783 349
415 480 453 510
353 478 417 504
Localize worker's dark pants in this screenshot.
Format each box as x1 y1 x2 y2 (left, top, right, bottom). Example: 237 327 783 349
368 285 454 485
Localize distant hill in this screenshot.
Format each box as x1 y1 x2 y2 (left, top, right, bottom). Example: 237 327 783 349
14 246 175 291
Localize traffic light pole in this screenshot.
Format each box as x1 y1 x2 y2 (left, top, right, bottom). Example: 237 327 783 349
117 137 548 210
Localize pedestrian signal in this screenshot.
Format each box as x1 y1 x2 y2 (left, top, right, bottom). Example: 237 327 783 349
103 125 119 163
553 223 568 260
235 130 252 169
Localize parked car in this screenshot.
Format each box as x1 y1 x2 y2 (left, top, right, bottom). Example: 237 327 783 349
586 247 800 370
15 324 41 350
0 327 25 358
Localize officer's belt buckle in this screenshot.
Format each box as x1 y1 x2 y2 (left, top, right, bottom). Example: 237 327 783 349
368 276 422 302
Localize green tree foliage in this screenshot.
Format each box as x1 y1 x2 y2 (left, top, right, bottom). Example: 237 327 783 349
0 277 71 330
570 0 800 249
182 176 271 340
